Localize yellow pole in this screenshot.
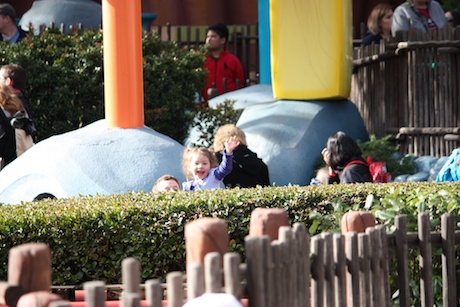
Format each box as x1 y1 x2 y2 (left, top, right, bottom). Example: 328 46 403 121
102 0 144 128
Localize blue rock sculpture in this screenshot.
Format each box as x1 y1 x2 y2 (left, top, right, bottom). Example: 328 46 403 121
0 120 185 204
19 0 102 34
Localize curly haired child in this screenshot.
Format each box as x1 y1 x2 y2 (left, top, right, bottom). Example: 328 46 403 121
182 136 239 191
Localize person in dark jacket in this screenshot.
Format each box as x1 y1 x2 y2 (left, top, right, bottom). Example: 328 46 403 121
322 131 371 184
213 124 270 188
0 4 28 43
0 107 16 168
362 3 393 46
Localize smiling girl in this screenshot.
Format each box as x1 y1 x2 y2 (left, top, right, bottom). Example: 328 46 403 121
182 136 240 191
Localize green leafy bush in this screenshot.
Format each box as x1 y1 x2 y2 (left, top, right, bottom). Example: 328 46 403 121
189 99 243 147
0 29 206 143
358 134 416 177
0 181 459 294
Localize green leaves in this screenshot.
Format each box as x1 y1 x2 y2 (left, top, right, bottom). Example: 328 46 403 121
190 99 243 148
0 29 206 143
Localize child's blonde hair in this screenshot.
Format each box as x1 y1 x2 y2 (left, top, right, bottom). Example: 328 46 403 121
182 147 218 180
213 124 246 152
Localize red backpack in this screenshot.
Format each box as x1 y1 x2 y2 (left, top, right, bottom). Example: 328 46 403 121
345 156 391 183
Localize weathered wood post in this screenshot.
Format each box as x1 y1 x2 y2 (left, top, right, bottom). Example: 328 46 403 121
83 281 106 307
145 279 163 307
121 257 141 307
185 218 229 265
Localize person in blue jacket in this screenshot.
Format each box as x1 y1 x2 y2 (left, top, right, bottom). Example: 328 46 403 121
391 0 447 35
182 136 239 191
0 4 28 43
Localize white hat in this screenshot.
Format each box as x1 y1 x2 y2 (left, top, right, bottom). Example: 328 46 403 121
183 293 243 307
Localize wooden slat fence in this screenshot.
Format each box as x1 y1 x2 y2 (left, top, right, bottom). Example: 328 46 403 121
65 213 460 307
351 27 460 157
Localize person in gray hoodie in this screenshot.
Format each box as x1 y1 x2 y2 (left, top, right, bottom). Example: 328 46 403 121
391 0 447 35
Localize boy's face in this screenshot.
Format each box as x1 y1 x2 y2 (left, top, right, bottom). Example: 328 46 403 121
206 30 226 52
156 179 180 192
0 68 9 86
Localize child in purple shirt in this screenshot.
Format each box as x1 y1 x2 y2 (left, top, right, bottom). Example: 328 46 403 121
182 136 239 191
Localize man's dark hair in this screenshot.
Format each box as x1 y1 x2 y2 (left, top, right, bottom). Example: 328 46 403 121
2 64 27 91
0 4 16 24
207 23 229 43
326 131 363 171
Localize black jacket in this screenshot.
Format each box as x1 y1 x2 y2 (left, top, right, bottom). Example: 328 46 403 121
328 157 371 184
216 144 270 188
0 110 17 167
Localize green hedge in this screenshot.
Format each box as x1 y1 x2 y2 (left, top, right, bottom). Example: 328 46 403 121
0 29 206 143
0 182 459 289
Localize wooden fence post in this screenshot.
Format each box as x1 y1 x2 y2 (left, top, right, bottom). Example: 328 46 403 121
310 235 324 307
377 225 390 305
83 281 106 307
293 223 310 307
270 240 283 307
321 232 335 307
224 253 242 298
366 227 382 306
358 232 370 307
245 236 269 307
333 234 346 307
204 252 222 293
145 279 163 307
418 213 433 307
186 263 204 300
121 257 141 307
395 215 410 307
441 213 456 306
166 272 183 307
279 226 295 307
345 232 359 307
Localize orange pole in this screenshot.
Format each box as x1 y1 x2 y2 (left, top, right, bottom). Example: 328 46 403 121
102 0 144 128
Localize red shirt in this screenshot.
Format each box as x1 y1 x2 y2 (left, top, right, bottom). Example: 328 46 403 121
417 8 438 31
202 50 245 101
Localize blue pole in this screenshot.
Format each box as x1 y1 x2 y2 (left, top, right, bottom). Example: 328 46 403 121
258 0 271 85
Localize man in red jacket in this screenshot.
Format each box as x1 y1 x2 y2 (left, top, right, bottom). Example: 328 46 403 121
202 23 245 103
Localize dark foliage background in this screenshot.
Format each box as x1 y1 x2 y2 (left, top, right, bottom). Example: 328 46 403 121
0 29 206 143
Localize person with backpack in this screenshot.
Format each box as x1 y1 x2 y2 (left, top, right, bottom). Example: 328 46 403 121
322 131 372 184
0 83 34 158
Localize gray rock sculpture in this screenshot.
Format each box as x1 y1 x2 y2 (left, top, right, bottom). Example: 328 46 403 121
0 120 185 204
19 0 102 34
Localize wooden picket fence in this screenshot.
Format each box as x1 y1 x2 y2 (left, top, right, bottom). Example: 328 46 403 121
351 27 460 157
44 213 459 307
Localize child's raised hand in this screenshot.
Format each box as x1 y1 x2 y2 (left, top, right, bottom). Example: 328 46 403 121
225 136 240 154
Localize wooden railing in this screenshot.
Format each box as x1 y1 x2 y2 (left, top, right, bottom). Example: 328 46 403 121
351 27 460 157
